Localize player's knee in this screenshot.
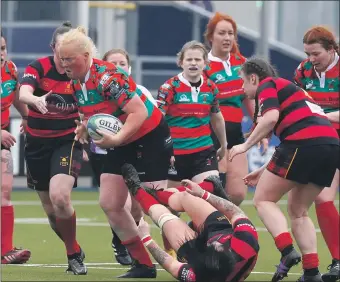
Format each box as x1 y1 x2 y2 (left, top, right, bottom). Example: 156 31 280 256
99 197 124 214
50 190 71 210
287 203 308 219
228 190 246 206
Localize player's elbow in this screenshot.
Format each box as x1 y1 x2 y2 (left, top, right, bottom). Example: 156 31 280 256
262 110 279 126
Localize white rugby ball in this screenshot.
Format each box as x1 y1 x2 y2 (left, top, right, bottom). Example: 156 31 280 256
87 114 123 140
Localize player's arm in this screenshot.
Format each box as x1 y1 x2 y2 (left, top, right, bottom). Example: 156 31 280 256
104 73 147 143
326 111 339 123
138 220 185 279
210 83 227 150
19 62 41 107
183 180 247 225
243 83 280 150
145 239 185 279
157 82 174 115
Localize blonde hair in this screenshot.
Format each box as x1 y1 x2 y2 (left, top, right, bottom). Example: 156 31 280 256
177 40 208 66
59 26 98 59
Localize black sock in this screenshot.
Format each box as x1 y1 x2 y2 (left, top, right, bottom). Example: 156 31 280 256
111 228 122 246
281 245 294 257
304 268 319 276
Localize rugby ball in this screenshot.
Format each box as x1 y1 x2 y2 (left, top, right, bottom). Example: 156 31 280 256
87 114 123 140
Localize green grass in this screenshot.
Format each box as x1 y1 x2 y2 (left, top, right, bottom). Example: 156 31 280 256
1 191 338 281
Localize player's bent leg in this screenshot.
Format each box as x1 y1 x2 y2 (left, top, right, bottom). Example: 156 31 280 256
225 151 247 206
1 149 31 265
288 184 323 282
191 169 219 183
167 180 181 189
49 174 86 275
253 170 301 281
314 170 340 282
37 191 64 241
100 173 156 278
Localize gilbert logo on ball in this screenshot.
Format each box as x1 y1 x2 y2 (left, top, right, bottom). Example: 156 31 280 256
87 114 123 140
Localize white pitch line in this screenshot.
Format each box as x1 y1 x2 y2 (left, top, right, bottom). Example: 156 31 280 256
5 263 302 276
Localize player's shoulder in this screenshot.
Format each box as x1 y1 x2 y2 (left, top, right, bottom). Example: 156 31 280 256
297 58 312 72
231 53 246 64
160 75 178 91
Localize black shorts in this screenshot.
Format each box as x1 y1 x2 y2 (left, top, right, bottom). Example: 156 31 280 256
24 137 83 191
267 144 339 187
211 121 244 150
168 146 218 181
89 151 106 187
102 118 172 182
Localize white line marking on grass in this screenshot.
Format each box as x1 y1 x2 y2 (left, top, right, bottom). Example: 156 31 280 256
5 263 301 275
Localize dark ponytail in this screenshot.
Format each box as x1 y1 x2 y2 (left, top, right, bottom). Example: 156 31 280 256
50 21 73 47
241 56 278 123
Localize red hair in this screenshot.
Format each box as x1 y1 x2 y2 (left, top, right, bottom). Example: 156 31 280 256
303 26 339 54
204 12 240 55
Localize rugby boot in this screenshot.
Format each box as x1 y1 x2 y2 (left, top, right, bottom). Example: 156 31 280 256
121 163 142 196
296 272 323 282
272 248 302 281
111 231 132 266
117 259 157 278
322 259 340 282
204 175 231 200
1 247 31 264
66 248 87 275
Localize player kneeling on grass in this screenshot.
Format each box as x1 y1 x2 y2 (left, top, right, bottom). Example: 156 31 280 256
122 163 259 282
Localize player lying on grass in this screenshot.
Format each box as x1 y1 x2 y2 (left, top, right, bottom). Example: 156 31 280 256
121 163 259 282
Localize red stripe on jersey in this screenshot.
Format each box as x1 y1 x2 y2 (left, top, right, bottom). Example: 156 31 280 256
220 106 243 123
174 145 212 155
167 103 211 118
27 127 75 138
124 108 162 144
231 236 258 259
276 107 326 135
170 124 211 139
285 125 339 141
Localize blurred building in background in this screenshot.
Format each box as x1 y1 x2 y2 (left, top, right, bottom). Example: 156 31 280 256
1 0 339 187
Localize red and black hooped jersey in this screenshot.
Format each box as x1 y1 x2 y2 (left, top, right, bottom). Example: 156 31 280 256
20 56 79 139
258 77 339 147
177 218 259 282
1 60 18 129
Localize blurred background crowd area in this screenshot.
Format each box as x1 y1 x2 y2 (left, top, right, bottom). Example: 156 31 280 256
1 0 339 188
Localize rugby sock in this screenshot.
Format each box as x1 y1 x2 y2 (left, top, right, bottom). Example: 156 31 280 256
198 180 214 193
1 205 14 255
302 253 319 275
315 201 340 260
155 191 175 205
134 189 160 213
274 232 294 256
56 212 81 256
121 236 153 267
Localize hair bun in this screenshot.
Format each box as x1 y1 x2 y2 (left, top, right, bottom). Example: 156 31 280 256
61 21 72 28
